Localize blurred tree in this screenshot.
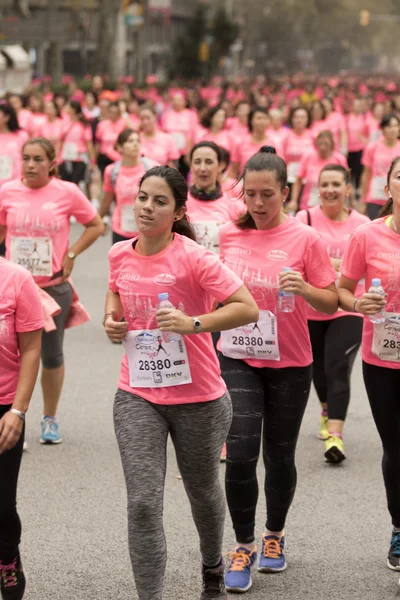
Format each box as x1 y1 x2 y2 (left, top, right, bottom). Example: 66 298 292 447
209 7 240 73
95 0 120 77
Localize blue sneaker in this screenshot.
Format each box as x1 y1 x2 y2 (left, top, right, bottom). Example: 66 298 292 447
258 534 287 573
40 417 62 444
388 529 400 570
225 546 257 593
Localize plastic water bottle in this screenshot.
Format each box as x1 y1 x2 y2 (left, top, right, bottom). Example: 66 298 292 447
278 267 296 313
368 278 386 324
157 293 181 343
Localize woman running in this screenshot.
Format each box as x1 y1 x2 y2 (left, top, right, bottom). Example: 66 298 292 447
37 100 65 157
361 114 400 220
161 93 197 178
218 147 338 593
104 165 258 600
99 129 156 244
296 164 369 462
0 258 43 600
0 138 104 444
0 102 28 189
282 107 314 189
95 101 127 175
288 130 348 211
346 98 369 196
194 105 233 154
322 97 348 154
139 105 180 167
338 156 400 576
59 100 95 186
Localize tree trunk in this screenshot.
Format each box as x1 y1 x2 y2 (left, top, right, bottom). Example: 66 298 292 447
95 0 120 76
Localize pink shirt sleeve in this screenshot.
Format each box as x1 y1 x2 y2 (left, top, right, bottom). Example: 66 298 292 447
84 126 92 143
69 184 97 224
103 164 114 193
0 191 6 226
16 273 44 333
195 248 244 302
341 231 367 281
304 236 337 288
297 154 309 180
108 245 120 292
295 210 308 225
361 143 375 169
167 136 180 161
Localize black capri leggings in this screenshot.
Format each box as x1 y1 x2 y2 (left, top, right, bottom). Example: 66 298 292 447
363 361 400 527
41 282 73 369
347 150 364 191
59 161 87 185
308 316 363 421
219 354 312 542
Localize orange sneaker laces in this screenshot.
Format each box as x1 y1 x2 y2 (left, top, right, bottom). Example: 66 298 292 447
227 550 252 572
263 537 281 559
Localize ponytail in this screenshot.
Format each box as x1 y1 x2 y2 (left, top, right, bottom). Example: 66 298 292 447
379 197 393 218
173 214 197 241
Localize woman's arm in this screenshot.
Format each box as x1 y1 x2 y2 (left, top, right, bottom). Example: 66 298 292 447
338 275 386 315
87 139 96 164
360 166 371 214
0 328 42 453
62 215 104 278
103 290 129 342
99 191 115 219
340 128 348 155
0 224 6 245
287 176 302 212
279 269 338 314
156 285 259 335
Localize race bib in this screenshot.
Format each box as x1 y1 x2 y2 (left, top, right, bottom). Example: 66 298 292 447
62 142 79 161
220 310 280 361
370 176 386 201
10 236 53 276
0 156 12 180
194 221 221 253
123 329 192 388
372 311 400 363
287 162 299 184
308 187 320 207
172 132 186 150
120 204 137 233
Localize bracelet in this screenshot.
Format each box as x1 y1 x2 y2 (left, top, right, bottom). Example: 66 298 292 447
353 298 360 313
10 408 25 422
102 312 113 327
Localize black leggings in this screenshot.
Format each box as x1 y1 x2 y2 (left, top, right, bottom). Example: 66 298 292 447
59 161 87 185
112 231 132 245
0 404 24 562
308 316 363 421
220 354 312 542
347 150 364 190
363 361 400 527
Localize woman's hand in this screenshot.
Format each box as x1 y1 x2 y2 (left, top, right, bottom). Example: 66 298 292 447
331 257 342 273
355 293 386 316
0 411 24 454
104 309 129 343
156 309 194 335
61 253 75 279
279 269 309 298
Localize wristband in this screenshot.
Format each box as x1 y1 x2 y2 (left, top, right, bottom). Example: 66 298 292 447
353 298 360 313
102 312 113 327
10 408 25 422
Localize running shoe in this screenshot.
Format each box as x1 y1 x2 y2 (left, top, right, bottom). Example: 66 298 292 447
258 533 287 573
220 443 227 463
0 552 26 600
200 560 227 599
40 417 62 444
324 435 346 463
388 529 400 570
318 413 329 440
225 546 257 592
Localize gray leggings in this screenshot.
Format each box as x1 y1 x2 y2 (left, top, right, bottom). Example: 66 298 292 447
113 389 232 600
41 282 73 369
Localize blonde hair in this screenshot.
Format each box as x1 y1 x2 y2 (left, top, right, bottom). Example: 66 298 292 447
23 138 59 177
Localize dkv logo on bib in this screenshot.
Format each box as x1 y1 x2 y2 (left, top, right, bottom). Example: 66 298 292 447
266 250 288 261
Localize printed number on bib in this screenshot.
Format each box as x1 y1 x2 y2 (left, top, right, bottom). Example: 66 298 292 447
194 221 221 253
221 310 280 361
62 142 79 161
172 132 186 150
0 156 12 180
287 162 299 184
10 236 53 276
120 204 137 233
372 311 400 363
123 329 192 388
308 187 320 207
370 176 386 201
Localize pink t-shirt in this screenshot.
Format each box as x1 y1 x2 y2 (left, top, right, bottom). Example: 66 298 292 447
231 133 284 172
0 178 96 288
267 127 289 149
161 109 197 155
366 114 382 143
324 112 346 148
297 150 348 209
0 130 29 188
361 139 400 205
108 234 243 404
226 117 249 135
218 217 336 368
17 109 33 135
282 130 314 184
296 206 369 320
96 118 127 161
194 128 234 153
60 121 92 162
221 177 242 200
140 131 180 165
346 113 369 152
103 161 157 237
30 113 47 137
37 119 65 146
0 258 44 405
341 218 400 370
310 119 330 141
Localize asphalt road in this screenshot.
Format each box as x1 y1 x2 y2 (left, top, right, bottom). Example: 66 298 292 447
19 225 398 600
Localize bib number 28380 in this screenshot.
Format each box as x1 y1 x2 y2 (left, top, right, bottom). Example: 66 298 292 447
220 310 280 361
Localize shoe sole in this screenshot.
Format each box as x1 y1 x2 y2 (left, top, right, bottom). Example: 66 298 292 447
318 433 329 440
387 559 400 571
258 563 287 573
40 438 62 445
225 577 252 593
324 447 346 463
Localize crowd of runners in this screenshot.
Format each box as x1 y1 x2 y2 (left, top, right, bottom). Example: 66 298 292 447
1 72 400 599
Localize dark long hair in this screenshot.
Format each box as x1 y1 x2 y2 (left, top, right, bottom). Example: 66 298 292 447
379 156 400 217
0 101 21 132
138 166 197 241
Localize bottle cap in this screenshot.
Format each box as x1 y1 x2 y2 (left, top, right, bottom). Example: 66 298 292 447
158 293 169 301
283 267 292 272
371 278 381 287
